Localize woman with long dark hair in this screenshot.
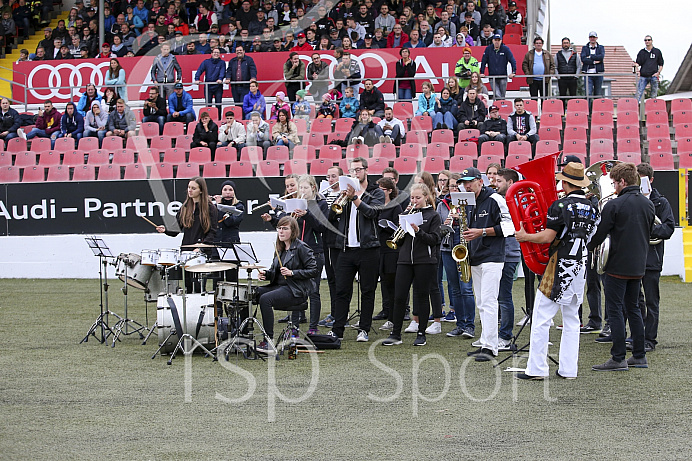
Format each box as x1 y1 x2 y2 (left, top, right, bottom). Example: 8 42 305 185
101 87 118 114
395 47 416 101
105 58 127 102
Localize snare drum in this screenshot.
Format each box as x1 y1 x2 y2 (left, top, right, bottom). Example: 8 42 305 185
158 248 179 266
145 270 180 301
156 293 216 353
216 282 257 304
179 251 208 269
115 253 154 290
141 249 159 266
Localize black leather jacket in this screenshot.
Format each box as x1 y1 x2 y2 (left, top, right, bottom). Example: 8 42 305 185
329 181 385 250
264 239 318 299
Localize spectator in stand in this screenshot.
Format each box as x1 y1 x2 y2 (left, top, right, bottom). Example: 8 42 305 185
339 86 359 119
415 81 436 118
386 23 408 48
635 35 664 102
455 46 480 88
464 71 489 102
436 26 454 47
142 86 167 135
195 3 218 33
521 36 555 99
394 47 416 101
360 79 385 118
465 1 481 25
478 104 507 148
424 4 439 26
292 89 312 125
13 0 31 39
245 110 271 154
307 52 330 99
477 24 494 47
76 84 102 117
481 1 504 35
418 20 434 46
402 29 425 48
194 48 226 119
377 106 406 145
151 43 182 101
83 101 108 146
457 87 486 131
283 51 306 102
360 32 376 49
235 0 256 31
196 33 211 54
15 49 29 63
124 5 144 34
428 31 446 48
346 108 383 146
555 37 582 99
434 87 459 130
218 110 246 150
37 27 54 55
291 32 313 51
334 52 361 94
105 58 128 103
109 35 127 57
24 100 61 146
461 12 479 41
506 1 522 24
316 93 337 119
224 45 257 107
167 82 196 124
101 87 119 114
355 3 375 35
272 108 299 150
480 33 516 100
191 111 219 155
133 0 149 24
55 44 73 60
56 102 83 144
435 11 456 38
375 4 395 35
247 9 266 36
346 16 365 41
372 29 387 48
81 26 98 57
341 35 355 51
184 42 199 55
106 99 136 139
270 91 292 120
447 77 463 101
580 31 605 100
507 98 538 151
242 80 266 119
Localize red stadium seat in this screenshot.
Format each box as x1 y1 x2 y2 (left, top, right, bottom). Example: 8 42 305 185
565 111 588 129
221 106 242 120
14 152 37 167
411 116 432 132
505 23 522 35
407 130 429 145
265 145 290 162
326 132 348 144
292 145 317 161
677 137 692 156
123 164 148 180
319 145 343 161
188 147 212 163
62 150 85 166
29 137 52 153
0 151 10 166
590 126 613 141
5 137 27 153
72 165 96 181
399 143 424 159
504 154 531 169
38 152 60 166
646 110 669 125
426 143 451 158
535 140 560 157
431 129 454 145
564 127 587 143
538 112 562 130
283 159 308 175
616 124 640 141
507 141 532 157
523 99 539 115
480 141 504 157
367 157 389 175
308 159 334 176
617 98 639 113
163 122 184 137
673 111 692 128
541 99 564 115
126 136 148 151
306 133 326 146
21 166 45 182
344 143 367 160
76 137 98 152
591 111 614 129
150 163 174 179
86 150 110 165
47 165 70 182
338 158 350 173
393 156 418 174
644 98 666 114
372 142 397 160
201 162 227 178
671 98 692 113
477 154 502 172
229 161 254 177
454 142 479 158
97 165 122 180
503 33 521 45
590 139 614 155
423 156 447 171
0 166 20 182
617 110 640 127
393 102 414 120
174 135 193 151
449 155 475 171
139 122 160 138
101 136 123 152
592 98 614 114
646 124 669 140
538 127 561 145
648 153 674 170
566 99 589 114
214 146 236 163
562 140 587 159
334 118 355 134
589 152 614 164
137 149 160 165
294 118 308 138
648 138 672 156
53 137 76 152
311 118 333 134
256 160 280 176
618 138 641 154
163 148 186 164
458 129 480 142
176 163 201 178
495 100 513 118
617 152 641 165
149 136 171 153
112 149 136 165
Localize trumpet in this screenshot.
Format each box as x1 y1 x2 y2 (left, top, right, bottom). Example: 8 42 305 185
386 205 416 250
451 199 471 283
331 191 350 214
253 191 298 212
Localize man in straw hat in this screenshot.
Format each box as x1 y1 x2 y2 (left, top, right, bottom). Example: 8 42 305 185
514 162 599 380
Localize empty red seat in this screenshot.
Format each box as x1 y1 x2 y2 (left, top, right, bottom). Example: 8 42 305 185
541 99 564 115
188 147 212 163
393 156 418 174
393 102 414 120
256 160 281 176
311 118 333 134
221 106 242 120
62 150 85 166
319 145 343 161
589 152 615 164
163 122 185 137
590 139 614 155
648 153 674 170
306 133 325 146
344 143 367 160
535 140 560 157
53 137 76 151
150 163 174 179
200 162 226 178
423 156 447 171
399 143 424 159
616 125 640 141
673 111 692 128
21 166 45 182
618 138 641 153
505 23 522 35
644 98 666 114
126 136 148 151
495 100 514 118
163 148 186 164
426 143 451 158
149 136 171 153
47 165 70 182
292 145 317 161
229 161 253 177
294 118 308 138
5 137 27 153
507 141 532 157
449 155 475 171
38 152 60 166
14 152 37 167
592 98 614 113
503 33 521 45
0 152 11 166
538 127 561 145
590 126 613 141
504 154 531 169
112 149 135 165
671 98 692 113
86 150 110 165
102 136 123 152
565 111 588 129
538 112 562 130
97 165 121 180
677 137 692 156
367 157 389 175
617 110 639 127
124 164 148 179
646 110 669 125
564 127 587 142
646 124 669 140
139 122 160 138
407 130 429 145
283 159 308 175
454 142 479 158
591 111 614 129
333 118 355 134
72 165 96 181
617 152 642 165
648 138 672 156
0 166 19 182
174 135 192 151
562 140 587 159
326 132 348 145
137 149 160 165
411 116 432 132
431 130 454 145
213 146 236 163
29 137 52 153
308 159 334 176
566 99 589 114
176 162 201 178
372 142 397 160
477 154 503 172
617 98 639 113
264 145 289 162
523 99 539 115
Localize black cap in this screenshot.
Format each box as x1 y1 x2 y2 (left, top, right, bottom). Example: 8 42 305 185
559 154 583 166
364 33 373 39
459 167 482 181
174 82 183 89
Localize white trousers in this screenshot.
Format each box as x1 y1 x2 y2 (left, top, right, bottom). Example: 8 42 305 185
471 262 503 355
526 291 581 378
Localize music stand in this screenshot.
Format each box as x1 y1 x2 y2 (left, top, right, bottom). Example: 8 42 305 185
81 237 121 344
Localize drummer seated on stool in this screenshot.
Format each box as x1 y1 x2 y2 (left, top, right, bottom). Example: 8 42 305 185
256 216 318 349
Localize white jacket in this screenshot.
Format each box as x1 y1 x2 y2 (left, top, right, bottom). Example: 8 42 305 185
218 121 246 144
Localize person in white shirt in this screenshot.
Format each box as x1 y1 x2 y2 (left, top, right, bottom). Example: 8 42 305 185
377 106 406 145
218 110 246 150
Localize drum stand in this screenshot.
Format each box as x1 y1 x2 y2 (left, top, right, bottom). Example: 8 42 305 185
142 266 171 346
111 261 148 347
81 237 121 344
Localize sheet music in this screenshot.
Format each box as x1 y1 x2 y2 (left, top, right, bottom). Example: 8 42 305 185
450 191 476 206
400 212 423 237
270 197 285 209
338 175 360 192
284 198 308 212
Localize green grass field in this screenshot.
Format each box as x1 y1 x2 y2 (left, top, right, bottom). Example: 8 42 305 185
1 277 691 459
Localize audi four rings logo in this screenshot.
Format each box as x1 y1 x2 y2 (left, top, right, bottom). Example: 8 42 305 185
28 62 112 100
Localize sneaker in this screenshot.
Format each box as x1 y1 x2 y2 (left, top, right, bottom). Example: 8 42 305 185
595 335 612 343
404 320 419 333
446 326 465 337
372 310 388 321
516 315 530 326
318 314 334 327
403 309 411 321
467 347 483 356
379 320 394 330
592 358 629 371
351 320 360 329
498 338 513 351
626 356 648 368
17 128 26 140
475 348 496 362
555 370 577 380
599 324 611 337
278 314 290 323
515 372 544 380
326 330 343 340
413 333 427 346
425 322 441 335
307 328 319 335
379 135 386 143
442 311 456 322
384 135 392 143
382 334 402 346
462 328 475 338
471 339 482 348
429 310 445 321
580 324 602 334
356 330 369 342
256 340 271 353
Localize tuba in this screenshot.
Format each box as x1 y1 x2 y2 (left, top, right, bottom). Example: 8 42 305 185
451 199 471 283
505 152 560 275
585 160 622 274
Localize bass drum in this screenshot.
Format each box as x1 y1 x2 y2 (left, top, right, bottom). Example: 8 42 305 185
156 293 216 354
115 253 154 290
145 270 180 302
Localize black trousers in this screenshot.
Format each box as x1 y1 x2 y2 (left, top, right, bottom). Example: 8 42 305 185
332 247 380 337
391 263 437 337
323 245 340 317
529 78 548 98
257 284 307 339
637 269 661 346
285 81 304 103
582 251 604 327
558 78 578 97
604 274 645 362
204 84 224 119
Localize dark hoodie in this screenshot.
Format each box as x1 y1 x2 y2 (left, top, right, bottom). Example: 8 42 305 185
645 188 675 271
468 185 514 266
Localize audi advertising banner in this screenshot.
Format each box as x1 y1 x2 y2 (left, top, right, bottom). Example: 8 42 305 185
14 46 528 104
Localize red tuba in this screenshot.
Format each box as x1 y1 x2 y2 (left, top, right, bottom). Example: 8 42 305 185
505 152 560 275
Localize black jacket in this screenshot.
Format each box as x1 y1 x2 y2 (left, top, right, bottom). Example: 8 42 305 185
264 239 318 299
468 186 512 265
457 97 487 125
359 87 385 113
192 120 219 145
436 96 459 118
143 95 167 117
375 202 404 255
329 181 385 250
394 58 417 97
270 198 329 254
645 188 675 271
396 206 441 265
165 201 219 256
481 116 507 135
218 199 245 243
589 185 655 278
0 108 20 133
346 119 383 147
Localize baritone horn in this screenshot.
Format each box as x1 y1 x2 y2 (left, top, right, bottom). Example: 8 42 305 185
585 160 622 274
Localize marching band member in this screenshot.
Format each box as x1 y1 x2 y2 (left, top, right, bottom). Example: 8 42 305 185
214 180 244 244
514 162 598 380
589 163 655 372
256 216 318 352
458 167 513 362
329 157 385 342
382 183 442 346
319 166 343 328
261 174 299 226
156 176 218 293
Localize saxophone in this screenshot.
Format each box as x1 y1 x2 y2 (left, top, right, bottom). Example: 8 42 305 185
451 199 471 283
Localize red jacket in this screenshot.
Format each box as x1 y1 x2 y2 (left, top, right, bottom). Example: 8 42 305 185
386 31 409 48
35 108 62 136
291 42 314 52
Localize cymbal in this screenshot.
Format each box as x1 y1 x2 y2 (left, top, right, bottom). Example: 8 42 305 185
185 262 238 273
182 242 218 248
241 264 266 270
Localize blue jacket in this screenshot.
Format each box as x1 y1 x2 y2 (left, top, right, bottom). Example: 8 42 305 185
480 43 517 76
195 57 227 89
243 90 266 119
580 43 605 74
60 111 84 136
416 93 437 116
339 96 359 118
225 55 257 85
168 90 196 119
76 92 103 117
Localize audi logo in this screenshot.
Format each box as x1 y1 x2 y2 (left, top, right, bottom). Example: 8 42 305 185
27 62 112 100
